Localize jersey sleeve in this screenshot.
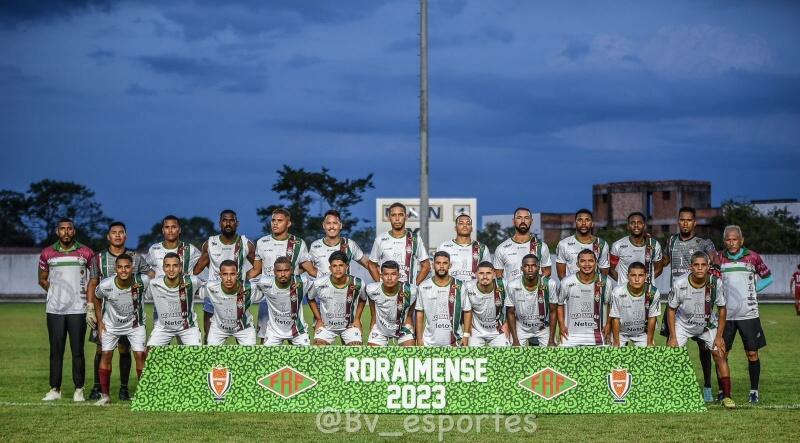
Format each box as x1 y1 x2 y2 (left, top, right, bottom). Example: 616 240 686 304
653 241 663 263
703 239 717 256
479 244 492 265
603 280 614 305
668 288 680 310
609 292 621 318
188 245 201 270
94 282 109 300
190 276 204 293
648 290 661 317
298 241 311 264
752 253 772 279
609 241 621 268
135 254 152 275
409 286 418 306
548 280 559 304
461 287 472 311
349 240 365 262
357 280 366 301
145 247 157 269
503 288 515 308
557 281 568 305
88 253 101 280
306 279 319 301
368 238 381 264
38 249 49 272
539 242 552 268
555 239 567 265
492 246 505 271
254 240 264 262
415 236 429 262
715 280 726 307
199 285 211 302
598 242 610 269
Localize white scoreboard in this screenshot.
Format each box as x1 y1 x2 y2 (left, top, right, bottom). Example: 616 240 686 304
375 198 478 252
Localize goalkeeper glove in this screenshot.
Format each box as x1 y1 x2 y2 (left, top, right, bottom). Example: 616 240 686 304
86 303 97 329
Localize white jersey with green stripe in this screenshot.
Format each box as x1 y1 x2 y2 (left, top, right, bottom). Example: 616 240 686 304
609 285 661 336
206 234 251 281
558 273 613 336
493 236 552 282
369 230 429 284
668 274 725 335
609 236 662 285
504 277 558 335
556 235 610 277
201 279 263 333
414 278 471 346
464 280 506 339
90 248 151 281
307 275 365 331
145 275 202 331
365 282 417 338
254 234 309 277
255 275 308 338
95 275 150 334
436 239 492 281
308 237 364 277
147 241 201 277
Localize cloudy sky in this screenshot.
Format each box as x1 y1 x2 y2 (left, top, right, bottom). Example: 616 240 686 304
1 0 798 240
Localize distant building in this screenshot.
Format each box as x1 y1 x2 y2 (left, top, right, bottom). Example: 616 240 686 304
376 198 477 252
752 199 800 219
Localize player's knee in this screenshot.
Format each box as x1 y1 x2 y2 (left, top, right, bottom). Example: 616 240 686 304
746 350 759 361
314 339 329 346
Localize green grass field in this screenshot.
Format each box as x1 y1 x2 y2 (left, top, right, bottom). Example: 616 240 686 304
1 303 798 442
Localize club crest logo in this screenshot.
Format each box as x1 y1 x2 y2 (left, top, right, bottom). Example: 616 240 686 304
607 368 632 403
258 366 316 399
207 366 232 401
519 368 578 400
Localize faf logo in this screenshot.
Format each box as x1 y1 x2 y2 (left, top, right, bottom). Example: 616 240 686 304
519 367 578 400
207 366 232 401
607 368 632 403
258 366 317 399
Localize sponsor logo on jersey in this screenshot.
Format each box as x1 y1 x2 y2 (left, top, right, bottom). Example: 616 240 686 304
518 367 577 400
607 368 632 403
207 366 232 401
257 366 316 399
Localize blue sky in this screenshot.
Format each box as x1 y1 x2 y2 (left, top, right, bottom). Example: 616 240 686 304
1 0 798 241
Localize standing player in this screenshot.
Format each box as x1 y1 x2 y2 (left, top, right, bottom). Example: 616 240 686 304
661 206 718 402
193 210 255 344
609 262 660 347
609 212 663 285
506 254 558 347
309 209 371 276
556 209 610 279
557 249 613 347
86 221 151 401
307 251 366 345
437 214 491 281
93 254 149 405
464 262 509 347
369 202 430 285
667 251 735 409
792 265 800 316
39 218 95 402
255 257 311 346
200 260 262 346
415 251 472 347
718 225 773 403
494 207 551 280
145 253 203 347
360 261 417 347
146 215 201 277
248 208 316 343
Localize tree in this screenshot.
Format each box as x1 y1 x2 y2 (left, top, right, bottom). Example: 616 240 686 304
477 222 515 251
595 224 629 246
710 200 800 253
0 190 35 247
137 216 216 250
256 165 374 244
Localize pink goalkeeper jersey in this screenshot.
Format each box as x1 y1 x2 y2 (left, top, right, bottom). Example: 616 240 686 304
39 242 95 314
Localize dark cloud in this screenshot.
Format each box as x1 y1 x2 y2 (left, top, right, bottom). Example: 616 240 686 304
0 0 111 25
137 54 267 94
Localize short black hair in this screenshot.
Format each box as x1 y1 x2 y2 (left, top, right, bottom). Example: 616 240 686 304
388 202 407 213
521 253 539 264
323 209 341 220
477 261 494 269
455 213 472 223
627 212 646 223
272 207 291 220
381 260 400 271
575 208 593 219
115 253 133 264
678 206 696 217
163 251 181 262
628 261 646 272
513 207 532 218
328 251 349 264
577 248 596 260
57 217 74 226
108 221 127 232
433 250 450 261
220 209 237 218
162 215 180 226
219 259 238 271
690 251 710 264
273 256 292 266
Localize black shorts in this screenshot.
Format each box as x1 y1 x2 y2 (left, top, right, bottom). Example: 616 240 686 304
723 318 767 351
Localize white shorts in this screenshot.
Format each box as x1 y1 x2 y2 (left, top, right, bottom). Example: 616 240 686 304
314 326 362 345
102 326 146 352
468 333 510 347
518 327 550 347
257 301 269 338
367 325 414 346
263 332 310 346
207 324 256 346
619 333 648 347
560 333 606 347
675 324 717 350
147 325 202 347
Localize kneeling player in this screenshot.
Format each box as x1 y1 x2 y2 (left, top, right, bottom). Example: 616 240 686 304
201 260 262 345
668 251 735 409
610 262 660 347
506 254 558 346
557 249 613 347
465 262 510 347
415 251 472 347
256 257 310 346
308 251 365 345
145 253 203 347
93 254 149 405
361 261 417 346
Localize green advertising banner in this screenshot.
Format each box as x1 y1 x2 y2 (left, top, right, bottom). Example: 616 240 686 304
132 346 706 414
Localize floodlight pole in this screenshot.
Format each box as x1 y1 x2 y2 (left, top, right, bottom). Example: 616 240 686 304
419 0 429 247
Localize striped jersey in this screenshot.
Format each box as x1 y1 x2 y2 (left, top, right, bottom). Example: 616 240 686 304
464 279 507 338
90 248 151 281
556 235 610 277
668 274 725 334
95 275 150 333
307 275 366 331
255 275 308 338
201 279 263 332
558 273 613 337
369 230 429 284
436 239 491 281
665 235 716 288
308 237 364 276
493 235 552 282
365 282 417 338
254 234 310 277
145 275 202 331
718 248 771 320
504 276 558 334
39 242 95 315
147 241 201 277
609 285 661 336
414 278 471 346
205 234 252 281
609 236 662 285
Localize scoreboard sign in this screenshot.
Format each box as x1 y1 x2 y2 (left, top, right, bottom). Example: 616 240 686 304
133 346 705 414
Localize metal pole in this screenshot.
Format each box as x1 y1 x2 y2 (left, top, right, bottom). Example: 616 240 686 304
419 0 429 247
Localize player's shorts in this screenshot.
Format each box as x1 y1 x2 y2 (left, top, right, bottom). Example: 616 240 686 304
517 327 550 347
90 327 131 348
147 325 202 346
560 333 606 347
263 332 310 346
468 333 509 347
367 325 414 346
207 324 256 346
723 318 766 351
619 333 647 347
257 301 269 338
314 326 362 345
203 298 215 314
101 326 146 352
674 324 718 350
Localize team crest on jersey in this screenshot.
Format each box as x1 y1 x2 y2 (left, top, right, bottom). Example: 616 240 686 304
449 294 456 303
607 368 632 403
207 366 232 401
705 294 711 302
594 294 601 302
179 293 186 301
237 300 244 309
346 295 353 303
290 294 298 302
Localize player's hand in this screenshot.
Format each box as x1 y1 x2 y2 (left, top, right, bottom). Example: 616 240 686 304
97 320 105 340
714 336 727 354
667 336 678 347
86 303 97 329
512 339 520 346
560 328 569 341
314 321 323 335
460 337 469 347
352 320 362 331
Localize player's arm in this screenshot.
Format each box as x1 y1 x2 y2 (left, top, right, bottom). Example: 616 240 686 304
461 310 472 347
38 268 49 291
246 240 256 265
556 263 566 280
247 259 262 279
557 305 567 340
368 300 377 329
415 259 431 285
353 298 366 330
666 307 678 347
300 261 317 278
86 277 100 329
609 254 620 281
548 303 558 346
415 311 425 346
403 302 415 331
494 268 504 279
714 306 727 353
610 318 620 347
646 316 656 346
506 307 519 346
356 256 372 275
367 261 381 282
193 241 210 275
307 297 323 333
